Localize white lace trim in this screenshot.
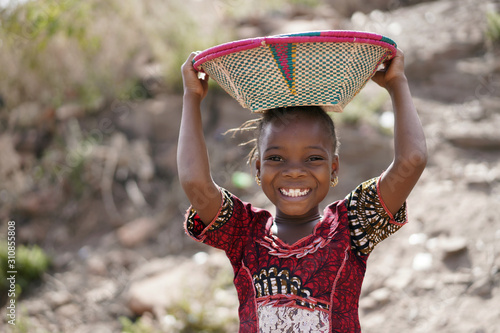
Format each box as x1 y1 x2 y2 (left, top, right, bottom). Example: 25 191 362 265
258 304 329 333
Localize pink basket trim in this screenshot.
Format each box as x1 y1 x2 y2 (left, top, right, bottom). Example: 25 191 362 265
193 30 397 71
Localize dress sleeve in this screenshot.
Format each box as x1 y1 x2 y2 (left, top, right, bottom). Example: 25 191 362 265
184 187 263 265
345 176 408 256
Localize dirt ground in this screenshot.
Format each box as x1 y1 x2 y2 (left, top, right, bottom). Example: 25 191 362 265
1 0 500 332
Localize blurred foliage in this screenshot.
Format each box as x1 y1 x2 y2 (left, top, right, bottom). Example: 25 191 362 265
0 0 102 109
212 0 320 18
0 242 51 298
486 10 500 45
120 316 160 333
4 308 36 333
0 0 235 109
1 0 96 50
231 171 253 189
171 300 235 333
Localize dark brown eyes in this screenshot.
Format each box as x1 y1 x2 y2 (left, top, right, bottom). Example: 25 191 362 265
264 156 325 162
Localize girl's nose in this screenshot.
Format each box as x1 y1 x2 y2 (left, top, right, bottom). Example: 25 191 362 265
282 162 307 178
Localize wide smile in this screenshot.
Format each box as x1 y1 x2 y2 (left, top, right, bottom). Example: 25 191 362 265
279 188 311 198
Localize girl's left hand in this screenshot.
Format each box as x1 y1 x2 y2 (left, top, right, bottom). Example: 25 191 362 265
371 49 406 92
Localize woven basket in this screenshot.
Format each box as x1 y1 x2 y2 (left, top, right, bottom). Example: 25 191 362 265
193 30 397 113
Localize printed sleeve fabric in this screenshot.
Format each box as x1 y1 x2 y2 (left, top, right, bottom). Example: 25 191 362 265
185 188 271 267
345 176 408 256
185 188 235 242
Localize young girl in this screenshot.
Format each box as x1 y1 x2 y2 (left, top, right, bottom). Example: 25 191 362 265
178 49 427 332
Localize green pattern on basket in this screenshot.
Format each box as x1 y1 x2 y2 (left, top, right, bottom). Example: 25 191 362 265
201 40 391 113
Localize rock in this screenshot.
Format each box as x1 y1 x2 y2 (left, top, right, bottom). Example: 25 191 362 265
87 256 108 276
271 19 333 35
14 187 64 217
112 100 152 140
134 62 165 97
9 102 42 128
438 237 468 256
74 324 114 333
55 303 81 318
125 179 148 208
149 95 183 142
0 135 20 170
85 281 117 303
480 97 500 115
417 278 437 290
26 299 50 315
463 162 496 186
359 295 378 311
444 117 500 150
126 262 199 315
360 287 392 311
126 252 234 316
48 290 72 309
117 217 158 248
236 25 264 39
453 99 487 122
328 0 435 17
160 314 184 332
346 0 487 99
56 103 86 120
130 140 155 181
446 131 500 150
412 252 433 271
153 144 177 177
106 249 140 269
427 236 468 256
52 252 74 270
0 135 26 201
13 125 54 158
468 275 493 297
442 273 473 284
385 269 413 290
408 233 428 246
107 302 132 318
369 287 392 304
128 258 180 281
192 251 209 265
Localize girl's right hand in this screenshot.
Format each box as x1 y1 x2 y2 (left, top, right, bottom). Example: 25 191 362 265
181 52 209 100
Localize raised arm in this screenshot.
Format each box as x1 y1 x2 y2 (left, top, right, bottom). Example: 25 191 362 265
372 50 428 215
177 53 222 225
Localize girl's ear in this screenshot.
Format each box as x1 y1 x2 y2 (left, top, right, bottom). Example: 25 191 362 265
255 160 261 176
331 154 339 176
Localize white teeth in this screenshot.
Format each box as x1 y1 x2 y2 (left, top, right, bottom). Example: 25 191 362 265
280 188 310 197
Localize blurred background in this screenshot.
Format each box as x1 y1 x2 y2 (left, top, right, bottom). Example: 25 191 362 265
0 0 499 332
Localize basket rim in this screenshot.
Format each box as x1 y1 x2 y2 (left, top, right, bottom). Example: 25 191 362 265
193 30 397 71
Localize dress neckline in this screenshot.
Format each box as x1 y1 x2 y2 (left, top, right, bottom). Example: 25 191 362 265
267 216 324 248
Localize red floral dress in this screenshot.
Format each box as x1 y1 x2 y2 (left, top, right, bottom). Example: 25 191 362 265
185 176 407 332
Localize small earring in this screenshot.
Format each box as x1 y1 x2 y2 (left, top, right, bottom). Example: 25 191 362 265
330 176 338 188
255 175 261 186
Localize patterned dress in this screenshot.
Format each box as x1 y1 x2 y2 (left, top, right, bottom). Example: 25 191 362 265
185 176 407 332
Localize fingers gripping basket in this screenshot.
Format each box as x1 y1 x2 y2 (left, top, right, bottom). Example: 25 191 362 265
193 31 397 113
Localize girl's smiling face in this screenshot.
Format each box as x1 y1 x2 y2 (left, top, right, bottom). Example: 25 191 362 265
255 112 339 223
